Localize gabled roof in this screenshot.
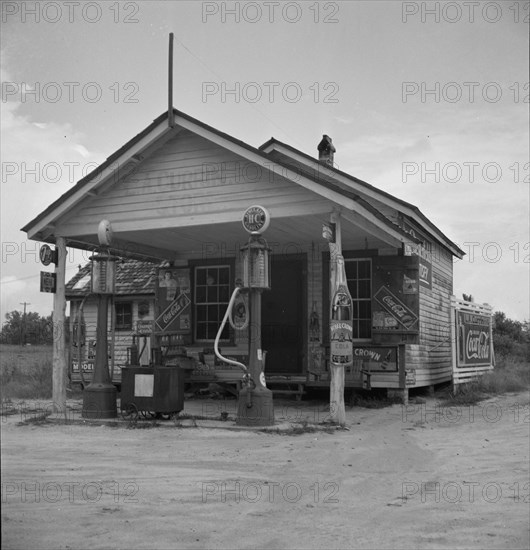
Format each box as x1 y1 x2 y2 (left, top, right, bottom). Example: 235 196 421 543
260 137 464 257
22 109 463 258
22 109 284 237
65 260 157 298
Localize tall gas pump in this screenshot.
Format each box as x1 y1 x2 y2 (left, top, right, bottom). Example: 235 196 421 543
82 220 118 419
214 206 274 426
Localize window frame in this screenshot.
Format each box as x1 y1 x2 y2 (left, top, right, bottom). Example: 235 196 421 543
115 301 133 331
344 257 372 341
191 260 234 344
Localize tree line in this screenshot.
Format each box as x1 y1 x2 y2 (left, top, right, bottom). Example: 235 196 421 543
0 310 58 345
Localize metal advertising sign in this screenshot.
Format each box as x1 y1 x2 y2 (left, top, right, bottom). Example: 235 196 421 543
155 292 191 333
401 216 433 290
136 320 155 335
155 268 191 333
456 311 492 367
40 271 57 293
72 360 94 374
242 205 270 234
330 320 353 365
374 286 418 330
352 346 398 372
418 256 432 289
231 293 249 330
402 273 418 294
39 244 56 266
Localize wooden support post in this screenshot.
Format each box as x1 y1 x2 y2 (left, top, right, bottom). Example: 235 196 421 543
329 211 346 427
52 237 67 415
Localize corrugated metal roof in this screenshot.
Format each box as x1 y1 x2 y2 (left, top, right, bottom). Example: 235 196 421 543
66 259 158 298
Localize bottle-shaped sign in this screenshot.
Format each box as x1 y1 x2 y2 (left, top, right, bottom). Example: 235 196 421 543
330 255 353 366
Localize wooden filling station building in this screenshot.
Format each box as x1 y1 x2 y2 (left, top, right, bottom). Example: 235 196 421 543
24 109 493 402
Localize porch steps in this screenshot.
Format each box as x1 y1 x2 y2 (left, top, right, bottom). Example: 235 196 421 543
266 377 306 401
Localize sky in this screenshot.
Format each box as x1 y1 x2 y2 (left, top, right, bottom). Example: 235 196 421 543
1 0 529 323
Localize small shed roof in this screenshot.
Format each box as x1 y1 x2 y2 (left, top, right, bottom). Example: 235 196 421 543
65 259 158 298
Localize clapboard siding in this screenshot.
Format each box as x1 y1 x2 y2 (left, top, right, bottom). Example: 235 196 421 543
370 373 401 389
69 297 155 382
63 130 326 231
75 192 314 219
406 242 454 386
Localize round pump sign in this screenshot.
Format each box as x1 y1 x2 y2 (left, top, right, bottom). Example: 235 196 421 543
242 205 270 234
39 244 55 266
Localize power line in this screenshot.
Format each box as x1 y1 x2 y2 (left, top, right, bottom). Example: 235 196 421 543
19 301 31 345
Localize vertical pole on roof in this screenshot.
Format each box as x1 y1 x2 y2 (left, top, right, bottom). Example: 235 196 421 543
52 237 67 415
168 33 175 128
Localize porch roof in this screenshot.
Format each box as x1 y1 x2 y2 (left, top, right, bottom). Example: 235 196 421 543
22 109 458 262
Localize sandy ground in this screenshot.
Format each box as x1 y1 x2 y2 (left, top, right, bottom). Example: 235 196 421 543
1 391 529 550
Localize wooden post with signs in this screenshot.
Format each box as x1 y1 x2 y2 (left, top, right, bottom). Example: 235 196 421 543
328 211 348 427
52 237 67 415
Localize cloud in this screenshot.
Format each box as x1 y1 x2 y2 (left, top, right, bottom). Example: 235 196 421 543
1 53 103 319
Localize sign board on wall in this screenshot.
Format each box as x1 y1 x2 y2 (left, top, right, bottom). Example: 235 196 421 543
404 243 432 290
330 320 353 366
155 268 192 334
401 215 433 290
374 286 419 331
39 245 57 266
456 311 492 367
418 257 432 289
136 320 155 335
352 346 398 372
40 272 56 293
371 256 419 333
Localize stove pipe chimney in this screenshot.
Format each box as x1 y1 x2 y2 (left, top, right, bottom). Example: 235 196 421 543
317 135 336 166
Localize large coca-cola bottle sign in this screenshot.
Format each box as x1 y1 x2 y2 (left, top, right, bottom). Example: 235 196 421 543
330 256 353 366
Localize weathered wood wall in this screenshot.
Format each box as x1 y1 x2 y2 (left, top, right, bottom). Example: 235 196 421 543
69 296 155 382
406 241 454 387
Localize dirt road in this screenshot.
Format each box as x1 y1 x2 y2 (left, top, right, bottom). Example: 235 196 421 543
1 392 529 550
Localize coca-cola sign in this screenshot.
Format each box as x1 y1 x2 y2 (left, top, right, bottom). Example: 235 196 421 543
155 292 191 332
456 311 492 367
374 286 418 330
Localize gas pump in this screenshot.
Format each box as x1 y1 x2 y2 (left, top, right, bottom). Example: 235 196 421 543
82 220 118 419
214 205 274 426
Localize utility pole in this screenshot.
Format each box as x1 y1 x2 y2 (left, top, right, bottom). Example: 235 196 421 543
19 302 30 346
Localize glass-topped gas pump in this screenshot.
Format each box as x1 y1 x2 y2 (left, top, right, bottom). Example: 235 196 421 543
82 220 118 419
214 205 274 426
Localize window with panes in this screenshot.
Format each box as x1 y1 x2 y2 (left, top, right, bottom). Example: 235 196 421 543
115 302 133 330
345 259 371 339
194 265 231 341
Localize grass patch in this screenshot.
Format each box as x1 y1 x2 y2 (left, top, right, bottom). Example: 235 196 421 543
0 344 53 400
441 360 529 406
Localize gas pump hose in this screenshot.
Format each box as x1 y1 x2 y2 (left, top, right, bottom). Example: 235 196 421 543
214 287 254 407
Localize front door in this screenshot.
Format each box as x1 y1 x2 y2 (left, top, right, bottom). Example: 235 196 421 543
261 256 305 374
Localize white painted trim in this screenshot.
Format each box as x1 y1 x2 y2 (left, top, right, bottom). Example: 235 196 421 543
57 201 334 236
